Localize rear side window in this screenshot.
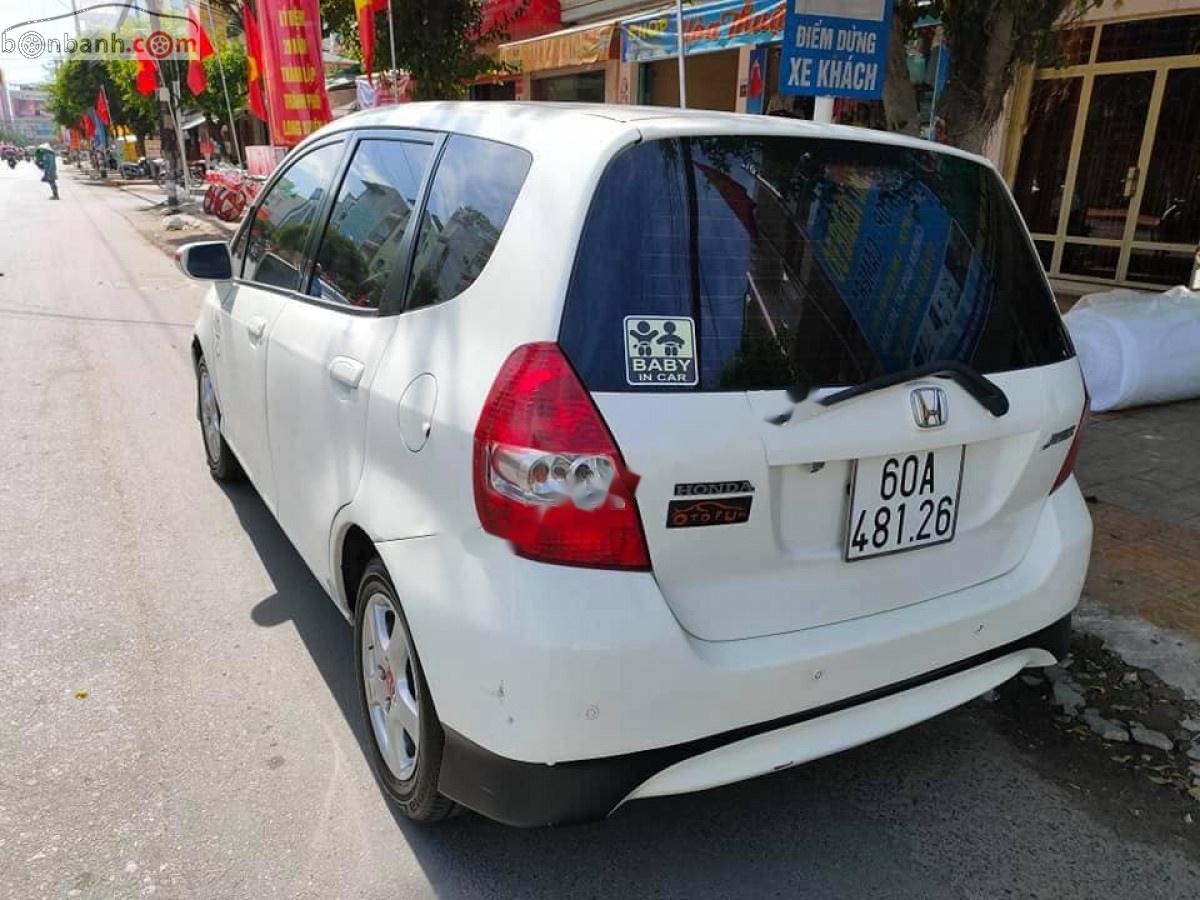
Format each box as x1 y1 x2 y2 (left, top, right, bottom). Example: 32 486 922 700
559 137 1073 392
308 139 433 309
244 142 344 291
406 135 531 311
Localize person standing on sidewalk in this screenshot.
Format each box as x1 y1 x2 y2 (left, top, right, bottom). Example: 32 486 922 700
38 144 59 200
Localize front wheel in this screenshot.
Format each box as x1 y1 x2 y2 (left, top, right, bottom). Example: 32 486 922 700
196 358 243 482
354 559 457 823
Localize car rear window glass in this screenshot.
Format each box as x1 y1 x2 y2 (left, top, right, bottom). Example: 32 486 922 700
405 135 531 311
307 139 433 309
559 136 1073 392
244 141 344 291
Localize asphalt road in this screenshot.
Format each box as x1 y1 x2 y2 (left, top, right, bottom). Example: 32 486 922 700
1 163 1198 899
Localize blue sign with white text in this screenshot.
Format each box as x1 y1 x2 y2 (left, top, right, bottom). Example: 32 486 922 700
779 0 893 99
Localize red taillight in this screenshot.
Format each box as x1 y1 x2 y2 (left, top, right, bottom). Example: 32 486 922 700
1051 384 1090 493
473 343 651 570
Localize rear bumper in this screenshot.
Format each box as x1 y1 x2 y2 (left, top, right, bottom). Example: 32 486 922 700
375 481 1090 825
438 615 1070 827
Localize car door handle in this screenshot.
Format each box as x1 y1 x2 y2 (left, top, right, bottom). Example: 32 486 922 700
329 356 366 390
246 316 267 342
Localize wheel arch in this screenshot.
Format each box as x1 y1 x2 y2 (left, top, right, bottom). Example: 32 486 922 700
191 336 204 418
337 522 379 618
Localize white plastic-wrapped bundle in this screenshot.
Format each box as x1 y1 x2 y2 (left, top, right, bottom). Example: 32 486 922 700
1063 286 1200 412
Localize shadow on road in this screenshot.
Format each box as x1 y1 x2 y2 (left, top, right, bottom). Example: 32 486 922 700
214 480 1110 898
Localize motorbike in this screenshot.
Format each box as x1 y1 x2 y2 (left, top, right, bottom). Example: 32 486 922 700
119 157 174 182
5 157 15 169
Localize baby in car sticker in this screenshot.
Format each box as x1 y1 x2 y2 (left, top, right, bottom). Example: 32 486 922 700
624 316 698 386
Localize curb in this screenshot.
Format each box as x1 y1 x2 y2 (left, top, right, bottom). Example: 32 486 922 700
1075 599 1200 703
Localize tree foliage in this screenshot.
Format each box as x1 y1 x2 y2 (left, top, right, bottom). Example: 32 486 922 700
198 45 250 121
106 59 160 139
47 58 109 129
321 0 519 100
47 27 250 147
48 56 156 139
887 0 1103 152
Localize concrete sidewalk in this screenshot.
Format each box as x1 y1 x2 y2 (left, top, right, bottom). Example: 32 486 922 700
1074 396 1200 696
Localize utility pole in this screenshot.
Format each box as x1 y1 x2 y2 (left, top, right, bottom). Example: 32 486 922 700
386 0 398 81
158 76 179 208
676 0 687 109
205 2 242 166
169 75 193 196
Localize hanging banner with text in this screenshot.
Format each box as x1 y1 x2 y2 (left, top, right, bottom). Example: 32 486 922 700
257 0 332 146
622 0 786 63
779 0 893 98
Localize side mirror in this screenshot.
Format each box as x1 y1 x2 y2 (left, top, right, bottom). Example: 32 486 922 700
175 241 233 281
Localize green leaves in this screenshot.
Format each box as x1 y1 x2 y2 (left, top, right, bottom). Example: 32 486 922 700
321 0 516 101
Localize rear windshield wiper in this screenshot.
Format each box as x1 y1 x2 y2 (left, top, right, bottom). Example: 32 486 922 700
769 361 1010 425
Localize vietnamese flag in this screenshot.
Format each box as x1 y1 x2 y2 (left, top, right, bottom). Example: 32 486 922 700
694 161 758 239
243 3 267 121
80 114 95 140
355 0 387 80
748 59 764 100
135 45 158 95
186 4 216 96
95 85 112 127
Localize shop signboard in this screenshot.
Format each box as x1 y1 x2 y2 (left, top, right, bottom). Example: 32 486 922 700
500 22 617 72
257 0 332 146
779 0 893 98
621 0 786 63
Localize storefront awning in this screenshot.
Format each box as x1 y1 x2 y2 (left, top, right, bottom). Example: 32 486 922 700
622 0 785 63
496 17 621 74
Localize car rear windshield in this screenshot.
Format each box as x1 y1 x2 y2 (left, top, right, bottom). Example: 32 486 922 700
558 136 1073 392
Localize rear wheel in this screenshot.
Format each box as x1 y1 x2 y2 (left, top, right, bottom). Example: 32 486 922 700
196 358 243 482
354 559 457 823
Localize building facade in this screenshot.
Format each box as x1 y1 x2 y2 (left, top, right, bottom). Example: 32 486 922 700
8 84 56 142
1001 1 1200 290
476 0 1199 290
479 2 946 132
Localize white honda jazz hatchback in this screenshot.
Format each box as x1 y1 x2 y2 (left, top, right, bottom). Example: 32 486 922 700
179 102 1092 827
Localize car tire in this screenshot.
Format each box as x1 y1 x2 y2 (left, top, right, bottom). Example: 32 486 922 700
354 559 457 823
196 357 243 482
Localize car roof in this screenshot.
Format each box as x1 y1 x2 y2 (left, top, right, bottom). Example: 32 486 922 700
318 101 994 169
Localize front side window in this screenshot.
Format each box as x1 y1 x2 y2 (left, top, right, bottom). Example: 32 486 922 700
406 135 531 310
308 139 433 309
244 142 344 291
559 137 1073 392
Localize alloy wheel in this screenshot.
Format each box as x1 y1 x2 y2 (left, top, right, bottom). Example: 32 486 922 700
360 591 421 781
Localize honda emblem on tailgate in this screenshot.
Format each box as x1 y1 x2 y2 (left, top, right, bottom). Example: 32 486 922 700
910 387 948 429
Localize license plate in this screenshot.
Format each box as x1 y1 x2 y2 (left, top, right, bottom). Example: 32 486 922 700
844 447 965 561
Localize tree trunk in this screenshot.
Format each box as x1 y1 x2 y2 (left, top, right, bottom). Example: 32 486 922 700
882 11 920 137
937 8 1018 153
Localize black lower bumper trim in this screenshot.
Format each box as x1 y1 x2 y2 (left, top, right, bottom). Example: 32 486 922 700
437 613 1071 827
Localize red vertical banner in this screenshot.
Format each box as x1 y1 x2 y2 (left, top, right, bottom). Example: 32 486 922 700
257 0 332 146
